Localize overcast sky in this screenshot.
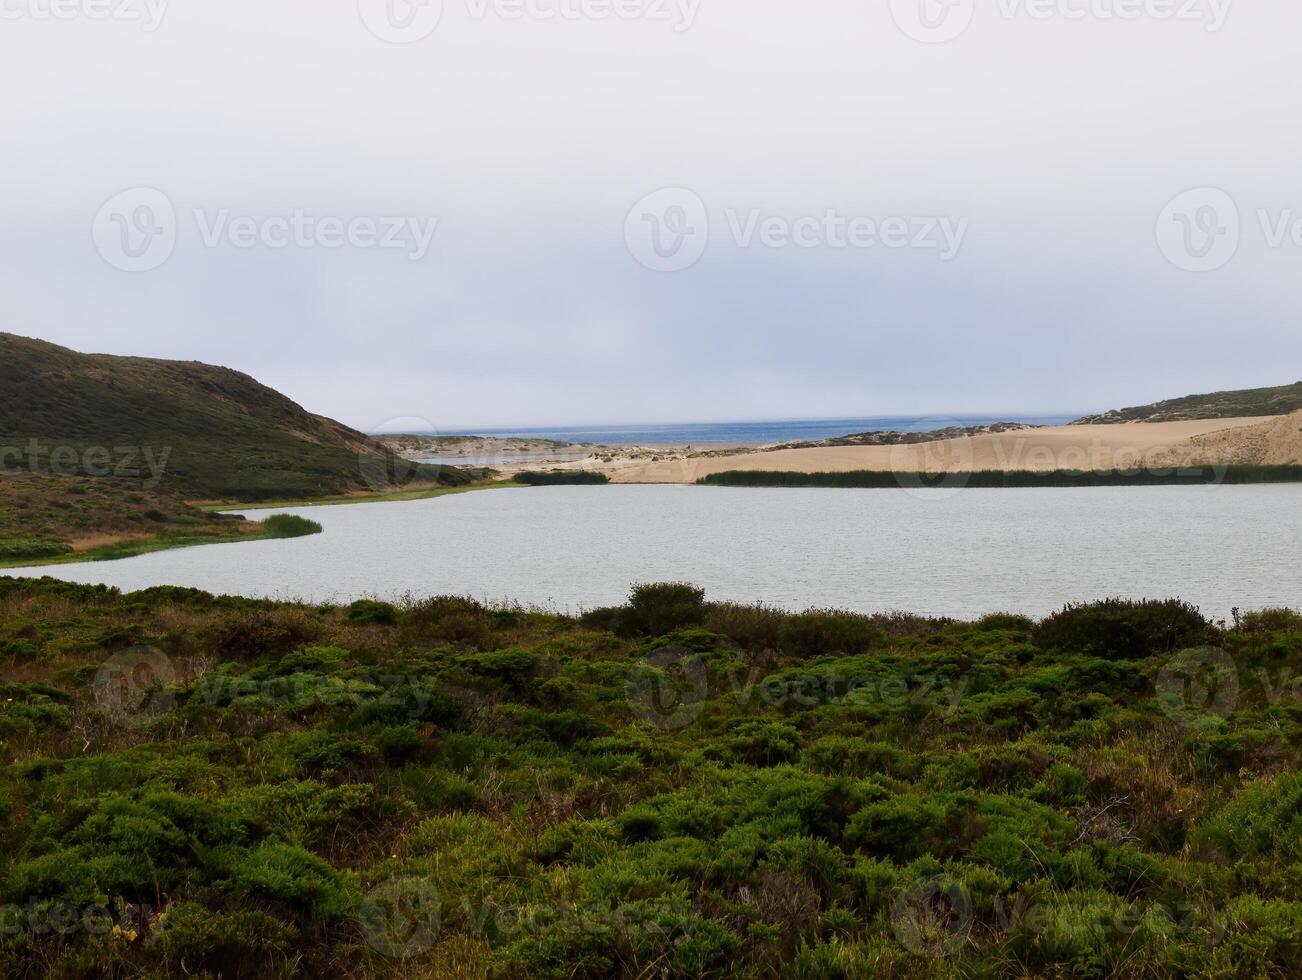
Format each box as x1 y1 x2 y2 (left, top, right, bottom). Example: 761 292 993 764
1 0 1299 430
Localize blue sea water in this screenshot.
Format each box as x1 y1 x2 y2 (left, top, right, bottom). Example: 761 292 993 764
438 415 1080 446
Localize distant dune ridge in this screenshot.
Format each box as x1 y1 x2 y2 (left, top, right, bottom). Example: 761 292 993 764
608 418 1277 484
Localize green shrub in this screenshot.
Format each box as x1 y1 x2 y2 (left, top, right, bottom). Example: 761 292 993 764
345 598 399 625
458 648 539 690
158 902 298 974
778 610 881 657
215 841 353 920
516 470 610 486
1236 607 1302 633
783 937 910 979
725 721 801 767
627 583 707 636
704 601 787 651
260 514 323 538
976 612 1034 634
1198 773 1302 863
1033 599 1207 659
404 595 492 646
802 737 910 779
0 638 39 660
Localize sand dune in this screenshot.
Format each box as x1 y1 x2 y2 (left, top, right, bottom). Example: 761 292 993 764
607 417 1278 484
1148 410 1302 468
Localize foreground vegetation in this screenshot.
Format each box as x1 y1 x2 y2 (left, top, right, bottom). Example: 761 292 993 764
697 465 1302 489
0 580 1298 978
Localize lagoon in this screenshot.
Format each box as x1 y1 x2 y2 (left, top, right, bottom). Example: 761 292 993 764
6 484 1300 619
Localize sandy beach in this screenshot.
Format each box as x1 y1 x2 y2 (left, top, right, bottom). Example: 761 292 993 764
602 417 1280 484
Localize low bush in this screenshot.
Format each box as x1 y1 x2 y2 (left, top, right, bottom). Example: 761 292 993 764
516 470 610 486
345 598 399 625
626 582 708 636
778 610 882 657
260 514 323 538
1033 598 1207 659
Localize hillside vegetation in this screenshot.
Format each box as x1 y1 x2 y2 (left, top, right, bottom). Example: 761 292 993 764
0 333 466 501
0 473 253 563
1 580 1299 978
1074 381 1302 424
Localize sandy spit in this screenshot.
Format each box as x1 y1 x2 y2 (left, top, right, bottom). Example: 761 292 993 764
605 417 1278 485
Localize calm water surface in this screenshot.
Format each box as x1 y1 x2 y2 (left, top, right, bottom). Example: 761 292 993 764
7 485 1299 619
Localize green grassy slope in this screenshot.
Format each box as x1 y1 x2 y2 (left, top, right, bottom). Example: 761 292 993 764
0 472 250 562
1074 381 1302 424
0 333 465 500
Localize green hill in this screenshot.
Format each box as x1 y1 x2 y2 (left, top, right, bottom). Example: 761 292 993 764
0 333 465 500
1074 380 1302 424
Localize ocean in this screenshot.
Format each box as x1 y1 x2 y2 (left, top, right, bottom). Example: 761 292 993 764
439 414 1080 446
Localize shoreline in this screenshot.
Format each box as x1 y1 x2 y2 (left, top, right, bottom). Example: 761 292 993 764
196 479 523 512
0 515 323 570
2 483 523 570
